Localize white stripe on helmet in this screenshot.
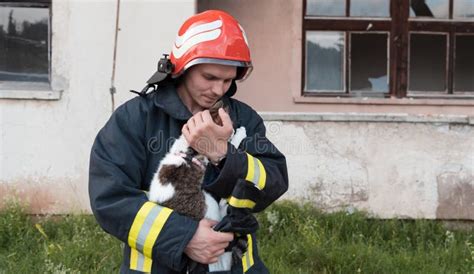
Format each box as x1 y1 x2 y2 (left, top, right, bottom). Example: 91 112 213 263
175 19 222 47
172 29 221 59
238 24 249 46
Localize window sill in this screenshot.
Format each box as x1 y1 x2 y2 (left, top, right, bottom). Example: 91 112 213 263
0 82 62 100
294 95 474 106
260 112 474 125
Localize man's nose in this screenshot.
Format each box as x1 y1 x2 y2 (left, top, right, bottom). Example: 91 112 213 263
211 81 226 96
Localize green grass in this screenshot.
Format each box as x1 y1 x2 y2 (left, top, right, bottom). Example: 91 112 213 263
0 200 472 273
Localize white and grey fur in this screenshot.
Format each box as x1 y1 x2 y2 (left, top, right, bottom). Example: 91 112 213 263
148 127 247 272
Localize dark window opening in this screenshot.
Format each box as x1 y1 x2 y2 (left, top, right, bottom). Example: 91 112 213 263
409 34 447 92
0 1 50 83
350 33 388 93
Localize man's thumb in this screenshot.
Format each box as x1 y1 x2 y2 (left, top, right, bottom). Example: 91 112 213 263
218 108 232 127
203 218 218 227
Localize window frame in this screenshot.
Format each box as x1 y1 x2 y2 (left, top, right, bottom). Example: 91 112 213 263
0 0 54 98
302 0 474 99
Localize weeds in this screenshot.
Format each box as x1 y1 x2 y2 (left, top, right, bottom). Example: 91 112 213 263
0 200 472 273
256 201 473 274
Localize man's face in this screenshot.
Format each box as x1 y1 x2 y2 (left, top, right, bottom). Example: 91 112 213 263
178 63 237 112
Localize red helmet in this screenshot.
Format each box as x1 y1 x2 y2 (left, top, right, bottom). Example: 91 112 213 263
170 10 252 80
171 10 252 80
146 10 252 86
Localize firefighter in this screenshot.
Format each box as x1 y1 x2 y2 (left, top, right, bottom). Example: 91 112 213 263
89 10 288 274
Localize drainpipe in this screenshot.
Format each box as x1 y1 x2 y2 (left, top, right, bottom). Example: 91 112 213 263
110 0 121 113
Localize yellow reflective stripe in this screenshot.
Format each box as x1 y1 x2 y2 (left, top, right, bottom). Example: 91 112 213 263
142 255 153 273
143 207 173 258
130 248 152 273
247 234 254 267
228 196 256 209
242 253 248 272
128 202 173 273
245 153 267 190
128 202 155 250
245 153 255 182
242 234 254 272
256 158 266 190
130 248 139 270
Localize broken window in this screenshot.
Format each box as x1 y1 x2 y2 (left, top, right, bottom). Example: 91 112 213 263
410 0 449 19
350 33 388 92
303 0 474 98
0 1 50 83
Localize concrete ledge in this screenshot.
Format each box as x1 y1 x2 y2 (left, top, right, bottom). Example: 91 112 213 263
259 112 473 125
0 89 62 100
0 81 62 100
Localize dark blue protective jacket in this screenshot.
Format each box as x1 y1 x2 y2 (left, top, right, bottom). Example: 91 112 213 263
88 83 288 273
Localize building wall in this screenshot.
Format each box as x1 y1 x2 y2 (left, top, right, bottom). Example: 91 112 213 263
1 0 472 219
198 0 474 116
198 0 474 219
0 0 195 214
263 114 473 219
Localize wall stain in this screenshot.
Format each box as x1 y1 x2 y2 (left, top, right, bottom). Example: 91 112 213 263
436 169 473 220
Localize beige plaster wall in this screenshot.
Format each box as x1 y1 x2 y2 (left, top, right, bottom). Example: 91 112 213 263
198 0 474 115
0 0 195 214
264 117 473 220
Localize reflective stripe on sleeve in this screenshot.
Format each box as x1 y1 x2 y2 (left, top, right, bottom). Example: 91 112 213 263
242 234 254 272
130 248 152 273
128 201 173 272
245 153 266 190
228 196 256 209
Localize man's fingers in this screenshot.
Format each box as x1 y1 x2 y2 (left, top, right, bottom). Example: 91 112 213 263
201 110 214 124
202 218 218 227
213 231 234 242
195 111 205 123
208 257 219 264
218 108 232 127
213 242 230 251
211 248 226 258
182 124 190 139
187 116 197 131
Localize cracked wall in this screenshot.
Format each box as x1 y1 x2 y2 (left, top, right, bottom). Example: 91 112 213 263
265 120 474 219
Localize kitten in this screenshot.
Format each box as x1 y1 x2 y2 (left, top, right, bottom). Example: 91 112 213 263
148 101 247 273
148 100 246 220
148 134 208 221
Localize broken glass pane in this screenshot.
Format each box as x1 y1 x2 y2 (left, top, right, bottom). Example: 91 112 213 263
454 0 474 19
0 6 49 82
306 31 344 91
350 33 388 92
409 34 447 92
454 35 474 92
306 0 346 17
410 0 449 19
351 0 390 17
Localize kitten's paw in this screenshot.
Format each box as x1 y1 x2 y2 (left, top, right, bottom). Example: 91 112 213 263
149 181 175 203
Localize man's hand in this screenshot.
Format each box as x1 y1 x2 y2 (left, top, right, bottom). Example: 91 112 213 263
184 219 234 264
182 108 233 163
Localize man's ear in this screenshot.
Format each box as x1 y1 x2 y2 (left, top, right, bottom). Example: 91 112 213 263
225 80 237 97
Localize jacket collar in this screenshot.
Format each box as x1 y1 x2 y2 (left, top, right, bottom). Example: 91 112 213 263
152 82 235 121
152 84 193 121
